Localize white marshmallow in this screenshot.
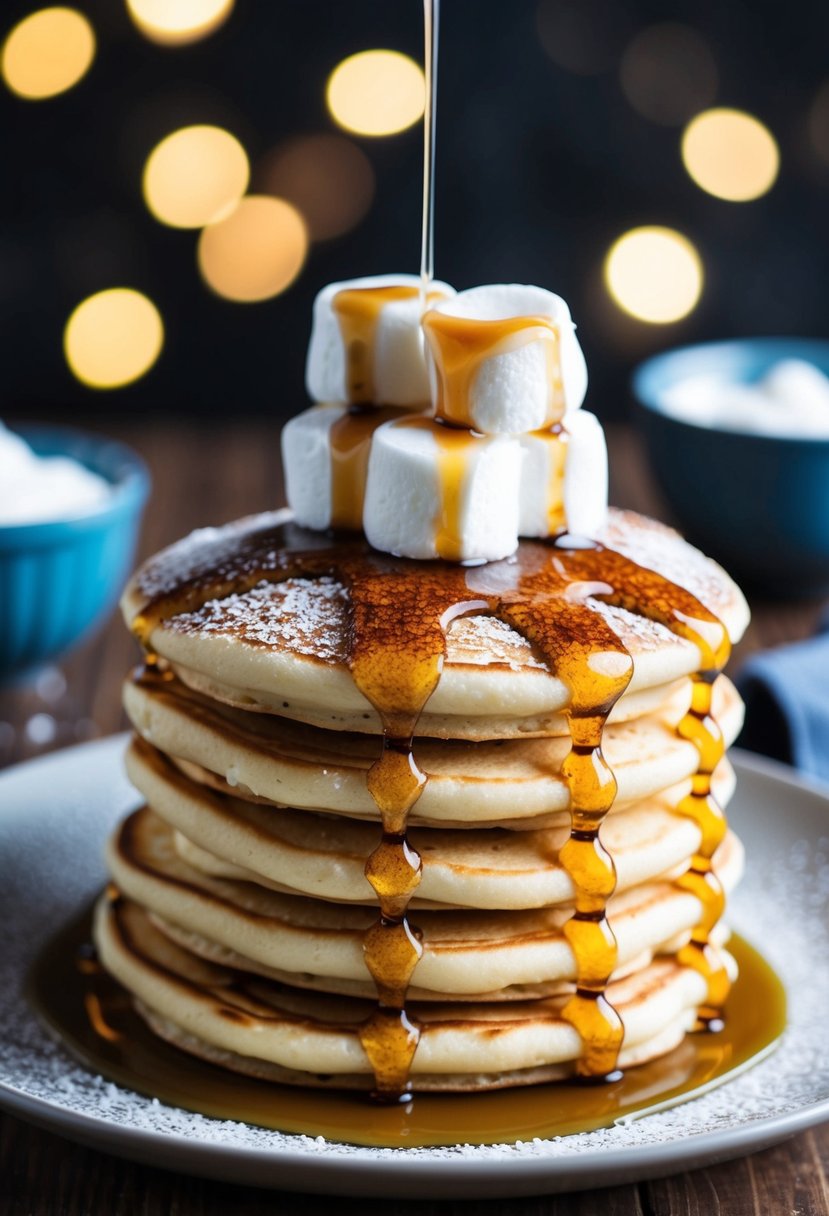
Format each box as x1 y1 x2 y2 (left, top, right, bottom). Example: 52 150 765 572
562 410 609 538
519 411 608 540
363 418 522 562
282 404 414 531
305 274 455 408
281 405 342 530
423 284 588 434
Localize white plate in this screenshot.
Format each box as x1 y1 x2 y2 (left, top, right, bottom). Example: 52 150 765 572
1 737 828 1199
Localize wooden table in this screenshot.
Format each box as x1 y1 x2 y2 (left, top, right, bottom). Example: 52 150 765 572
2 421 828 1214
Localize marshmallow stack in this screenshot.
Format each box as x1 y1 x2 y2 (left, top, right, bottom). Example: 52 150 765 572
282 276 608 561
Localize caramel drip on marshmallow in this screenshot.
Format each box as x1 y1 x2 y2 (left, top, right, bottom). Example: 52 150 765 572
422 310 564 429
333 285 419 406
537 424 568 534
131 519 731 1098
329 406 408 531
389 416 480 564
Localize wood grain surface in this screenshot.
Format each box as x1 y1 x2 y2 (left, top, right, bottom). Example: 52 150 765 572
1 421 827 1215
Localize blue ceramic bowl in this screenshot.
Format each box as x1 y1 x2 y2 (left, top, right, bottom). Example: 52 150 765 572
0 426 149 683
633 338 829 597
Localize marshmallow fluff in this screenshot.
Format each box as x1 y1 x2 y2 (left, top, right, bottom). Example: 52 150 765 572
422 284 588 434
305 274 455 408
363 418 522 562
660 359 829 438
0 423 110 525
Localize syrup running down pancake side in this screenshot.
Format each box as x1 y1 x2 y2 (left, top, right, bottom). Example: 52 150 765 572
129 515 734 1102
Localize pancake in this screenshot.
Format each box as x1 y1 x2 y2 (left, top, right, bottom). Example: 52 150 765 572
102 501 751 1100
127 735 737 910
171 659 689 740
121 509 749 739
123 670 744 828
105 808 743 1002
95 896 736 1090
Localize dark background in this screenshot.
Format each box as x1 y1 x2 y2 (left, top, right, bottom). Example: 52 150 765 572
3 0 828 423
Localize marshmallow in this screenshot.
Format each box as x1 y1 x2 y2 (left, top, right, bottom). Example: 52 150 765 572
422 284 588 434
519 411 608 540
363 418 522 562
305 275 455 408
282 404 412 531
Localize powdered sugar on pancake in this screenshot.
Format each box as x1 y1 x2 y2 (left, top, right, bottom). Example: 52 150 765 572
128 512 293 608
585 600 684 655
168 578 350 664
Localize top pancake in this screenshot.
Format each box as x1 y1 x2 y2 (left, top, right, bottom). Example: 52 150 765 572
122 508 749 740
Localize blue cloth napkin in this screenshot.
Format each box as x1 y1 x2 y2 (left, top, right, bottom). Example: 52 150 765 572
736 617 829 781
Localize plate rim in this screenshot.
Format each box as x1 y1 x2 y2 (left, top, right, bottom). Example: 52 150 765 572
1 740 828 1195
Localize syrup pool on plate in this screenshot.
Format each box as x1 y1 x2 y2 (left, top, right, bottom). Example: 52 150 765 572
29 908 785 1148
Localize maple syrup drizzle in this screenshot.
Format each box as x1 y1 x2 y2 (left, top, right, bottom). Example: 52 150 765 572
328 406 407 530
421 310 564 429
673 671 730 1026
420 0 439 308
537 540 734 1029
130 520 734 1096
347 567 487 1099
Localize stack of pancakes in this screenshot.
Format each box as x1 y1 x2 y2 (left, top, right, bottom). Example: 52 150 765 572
94 506 750 1093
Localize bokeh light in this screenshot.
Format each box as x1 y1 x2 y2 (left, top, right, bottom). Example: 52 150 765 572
604 227 703 324
326 50 425 137
808 81 829 165
197 195 307 302
536 0 630 77
143 125 249 229
258 134 375 241
126 0 234 46
1 7 94 100
64 289 164 389
620 23 717 126
682 108 779 201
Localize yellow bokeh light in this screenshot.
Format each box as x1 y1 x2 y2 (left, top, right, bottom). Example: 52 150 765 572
126 0 234 46
326 49 425 137
2 7 94 100
198 195 307 303
64 289 164 389
681 108 779 202
259 134 375 241
605 226 703 324
143 125 249 229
